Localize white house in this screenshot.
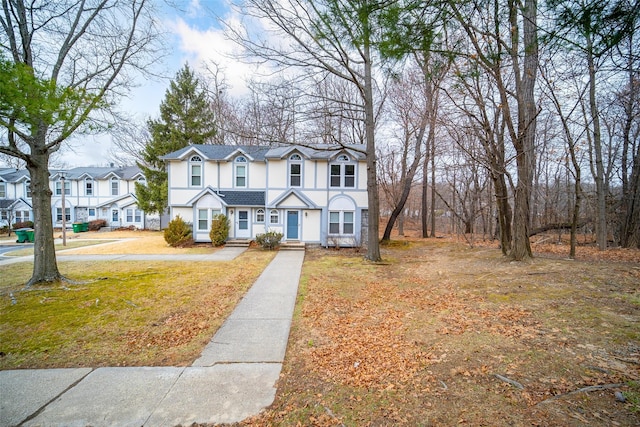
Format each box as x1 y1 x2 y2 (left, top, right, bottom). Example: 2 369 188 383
0 165 149 230
0 168 32 227
163 144 369 247
49 166 148 229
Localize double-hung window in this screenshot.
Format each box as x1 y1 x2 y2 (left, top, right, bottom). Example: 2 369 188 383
85 179 93 196
329 155 355 188
190 155 202 187
126 209 134 222
235 156 247 187
56 180 71 196
289 154 302 187
25 181 31 198
56 207 71 223
197 208 222 231
256 208 265 223
329 211 354 235
111 177 119 196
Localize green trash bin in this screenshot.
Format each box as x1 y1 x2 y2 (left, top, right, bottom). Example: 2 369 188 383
15 228 28 243
81 222 89 232
26 229 35 242
72 223 82 233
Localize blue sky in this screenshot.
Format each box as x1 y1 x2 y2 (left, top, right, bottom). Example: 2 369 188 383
57 0 258 168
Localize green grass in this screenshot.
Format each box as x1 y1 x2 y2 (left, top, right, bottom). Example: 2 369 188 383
0 250 275 369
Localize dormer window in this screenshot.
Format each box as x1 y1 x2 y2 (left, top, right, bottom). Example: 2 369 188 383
190 155 202 187
289 154 302 187
111 177 119 195
235 156 247 188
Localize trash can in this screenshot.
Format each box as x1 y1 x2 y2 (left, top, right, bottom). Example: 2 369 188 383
15 228 28 243
81 222 89 232
73 223 82 233
26 229 35 242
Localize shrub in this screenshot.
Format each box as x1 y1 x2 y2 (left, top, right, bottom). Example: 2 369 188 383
88 219 107 231
12 221 34 229
164 215 192 247
209 214 229 247
255 230 283 250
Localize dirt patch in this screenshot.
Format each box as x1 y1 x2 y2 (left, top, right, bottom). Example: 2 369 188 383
234 239 639 427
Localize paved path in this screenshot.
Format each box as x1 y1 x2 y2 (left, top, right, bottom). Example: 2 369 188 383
0 248 305 427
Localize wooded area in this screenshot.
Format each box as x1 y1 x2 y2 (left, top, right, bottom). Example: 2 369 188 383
142 0 636 259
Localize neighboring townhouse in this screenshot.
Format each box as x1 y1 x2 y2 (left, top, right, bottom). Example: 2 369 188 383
0 168 32 227
1 165 148 230
163 144 369 247
50 166 148 229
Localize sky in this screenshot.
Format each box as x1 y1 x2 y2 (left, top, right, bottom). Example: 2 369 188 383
53 0 258 169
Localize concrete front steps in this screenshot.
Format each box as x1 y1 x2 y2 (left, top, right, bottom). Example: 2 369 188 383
279 241 306 251
225 239 252 248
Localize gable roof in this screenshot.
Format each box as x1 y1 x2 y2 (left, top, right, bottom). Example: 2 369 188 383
162 144 367 162
162 145 271 162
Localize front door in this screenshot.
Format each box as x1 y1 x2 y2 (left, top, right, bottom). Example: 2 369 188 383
286 210 299 240
236 209 250 239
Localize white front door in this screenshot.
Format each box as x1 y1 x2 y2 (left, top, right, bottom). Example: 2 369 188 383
235 209 251 239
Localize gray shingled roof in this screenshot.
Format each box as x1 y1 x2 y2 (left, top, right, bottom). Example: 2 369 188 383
0 169 30 183
162 144 367 161
60 166 143 180
218 191 265 206
163 145 271 161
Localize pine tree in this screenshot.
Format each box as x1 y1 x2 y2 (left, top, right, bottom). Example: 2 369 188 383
136 64 217 214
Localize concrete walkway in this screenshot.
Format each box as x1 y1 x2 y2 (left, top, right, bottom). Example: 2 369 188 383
0 249 305 427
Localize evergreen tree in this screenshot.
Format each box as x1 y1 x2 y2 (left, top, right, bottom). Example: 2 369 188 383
136 64 217 214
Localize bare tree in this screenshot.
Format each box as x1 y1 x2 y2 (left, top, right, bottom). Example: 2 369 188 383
0 0 161 286
448 0 539 260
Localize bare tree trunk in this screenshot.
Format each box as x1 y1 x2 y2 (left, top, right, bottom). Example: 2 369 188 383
421 152 429 238
363 38 381 261
587 36 608 251
430 133 437 237
508 0 537 261
26 146 62 286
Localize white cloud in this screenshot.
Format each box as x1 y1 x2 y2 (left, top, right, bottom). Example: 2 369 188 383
166 16 257 97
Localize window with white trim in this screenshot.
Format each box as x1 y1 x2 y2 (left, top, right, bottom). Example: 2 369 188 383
256 208 265 223
269 209 279 224
126 209 133 222
235 156 247 187
89 208 96 217
25 181 31 198
328 211 355 235
190 155 202 187
329 155 355 188
289 154 302 187
197 208 222 231
55 180 71 196
135 209 142 222
0 183 5 198
56 207 71 222
85 178 93 196
111 177 119 196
